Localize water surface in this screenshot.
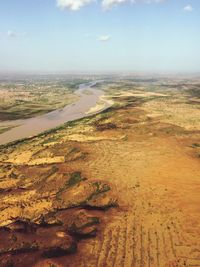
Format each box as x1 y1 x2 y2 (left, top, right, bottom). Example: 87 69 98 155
0 82 109 145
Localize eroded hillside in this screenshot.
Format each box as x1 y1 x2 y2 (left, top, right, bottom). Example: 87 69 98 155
0 79 200 267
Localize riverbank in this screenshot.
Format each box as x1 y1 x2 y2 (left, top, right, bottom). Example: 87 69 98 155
0 81 111 145
0 79 83 121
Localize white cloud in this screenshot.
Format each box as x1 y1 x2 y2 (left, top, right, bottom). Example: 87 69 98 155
183 4 193 12
57 0 94 11
102 0 165 9
98 35 111 41
56 0 165 11
102 0 127 10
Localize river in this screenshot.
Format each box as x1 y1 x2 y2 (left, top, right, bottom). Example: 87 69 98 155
0 81 110 145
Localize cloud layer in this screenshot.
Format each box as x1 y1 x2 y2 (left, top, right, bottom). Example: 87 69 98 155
57 0 94 11
56 1 196 12
102 0 165 10
102 0 127 10
56 0 165 11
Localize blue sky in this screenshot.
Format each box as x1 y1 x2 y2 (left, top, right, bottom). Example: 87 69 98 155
0 0 200 73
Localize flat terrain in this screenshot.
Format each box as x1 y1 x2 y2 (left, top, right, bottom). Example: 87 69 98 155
0 78 200 267
0 78 87 121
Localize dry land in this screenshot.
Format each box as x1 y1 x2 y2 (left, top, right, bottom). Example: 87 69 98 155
0 78 88 121
0 77 200 267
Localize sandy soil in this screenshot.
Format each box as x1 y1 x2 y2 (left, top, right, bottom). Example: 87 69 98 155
0 81 200 267
54 105 200 267
86 96 114 115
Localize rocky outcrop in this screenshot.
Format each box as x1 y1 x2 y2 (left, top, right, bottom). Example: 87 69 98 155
0 170 118 266
0 226 76 258
54 180 115 210
68 210 100 237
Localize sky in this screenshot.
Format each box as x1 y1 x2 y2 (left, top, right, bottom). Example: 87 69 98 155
0 0 200 73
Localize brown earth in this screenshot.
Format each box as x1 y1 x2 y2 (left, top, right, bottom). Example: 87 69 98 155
0 84 200 267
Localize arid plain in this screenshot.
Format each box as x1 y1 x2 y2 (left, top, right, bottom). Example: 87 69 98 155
0 77 200 267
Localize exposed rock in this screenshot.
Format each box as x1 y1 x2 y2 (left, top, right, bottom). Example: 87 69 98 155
0 226 76 258
54 180 112 210
68 210 100 237
95 122 117 131
40 234 76 258
33 259 63 267
5 220 36 233
0 238 39 255
0 167 117 264
86 193 118 210
35 214 63 227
